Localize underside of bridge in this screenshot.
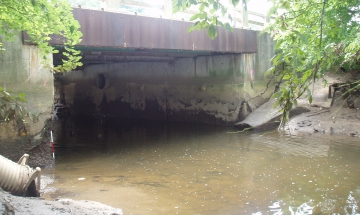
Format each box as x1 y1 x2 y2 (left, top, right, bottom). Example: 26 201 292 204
46 8 275 126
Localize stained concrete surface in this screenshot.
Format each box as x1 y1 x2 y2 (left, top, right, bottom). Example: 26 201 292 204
234 99 311 131
0 32 54 166
55 32 275 126
57 56 274 125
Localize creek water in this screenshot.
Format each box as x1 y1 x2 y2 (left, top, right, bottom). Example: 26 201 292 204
42 116 360 215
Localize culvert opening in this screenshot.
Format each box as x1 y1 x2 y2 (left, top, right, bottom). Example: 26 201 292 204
96 74 108 89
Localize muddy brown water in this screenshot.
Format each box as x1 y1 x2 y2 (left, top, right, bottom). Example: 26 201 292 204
41 116 360 215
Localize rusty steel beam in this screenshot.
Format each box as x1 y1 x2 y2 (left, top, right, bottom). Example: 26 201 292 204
119 0 164 10
24 8 257 54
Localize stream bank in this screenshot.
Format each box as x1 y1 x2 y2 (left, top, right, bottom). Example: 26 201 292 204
0 189 123 215
285 73 360 137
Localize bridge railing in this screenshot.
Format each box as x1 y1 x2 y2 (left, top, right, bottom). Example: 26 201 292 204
68 0 272 31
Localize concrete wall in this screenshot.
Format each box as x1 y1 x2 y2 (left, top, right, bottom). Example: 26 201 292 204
57 32 275 125
0 32 54 154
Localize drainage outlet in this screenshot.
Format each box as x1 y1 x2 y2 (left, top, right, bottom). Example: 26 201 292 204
96 73 109 89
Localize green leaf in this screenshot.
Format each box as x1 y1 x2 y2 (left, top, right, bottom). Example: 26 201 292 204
207 25 218 39
273 99 281 108
301 69 312 82
283 74 291 80
231 0 240 7
199 4 205 12
271 53 283 64
187 21 200 32
307 89 313 104
17 93 27 102
172 5 180 13
271 91 282 100
265 66 276 76
224 23 232 31
190 13 200 21
213 2 219 10
221 7 226 16
198 12 208 19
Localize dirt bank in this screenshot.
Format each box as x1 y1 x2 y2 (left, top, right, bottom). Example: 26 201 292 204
0 116 54 168
285 73 360 136
285 99 360 136
0 189 123 215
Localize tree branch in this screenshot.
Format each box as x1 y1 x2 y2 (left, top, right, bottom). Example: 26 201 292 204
312 0 326 88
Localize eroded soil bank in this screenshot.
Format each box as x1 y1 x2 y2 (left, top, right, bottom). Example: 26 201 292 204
285 73 360 137
286 98 360 136
0 117 54 168
0 189 123 215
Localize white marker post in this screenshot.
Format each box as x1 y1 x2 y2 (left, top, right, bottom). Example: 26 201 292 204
50 130 55 159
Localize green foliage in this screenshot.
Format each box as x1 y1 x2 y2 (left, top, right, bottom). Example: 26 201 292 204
265 0 360 126
0 0 83 129
0 86 37 126
0 0 83 71
173 0 360 127
172 0 242 39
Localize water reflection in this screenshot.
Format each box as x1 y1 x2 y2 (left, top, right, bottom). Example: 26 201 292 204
251 190 360 215
42 117 360 215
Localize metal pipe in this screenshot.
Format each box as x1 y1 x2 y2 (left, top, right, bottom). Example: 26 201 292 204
0 154 41 197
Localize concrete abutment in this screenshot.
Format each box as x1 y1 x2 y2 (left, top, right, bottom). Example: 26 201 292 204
56 32 275 125
0 32 54 166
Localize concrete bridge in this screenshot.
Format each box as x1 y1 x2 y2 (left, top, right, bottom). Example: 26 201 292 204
21 5 275 126
0 1 274 163
46 7 275 126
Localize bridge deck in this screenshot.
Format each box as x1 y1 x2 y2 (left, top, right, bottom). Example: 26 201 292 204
27 8 257 53
23 8 258 65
